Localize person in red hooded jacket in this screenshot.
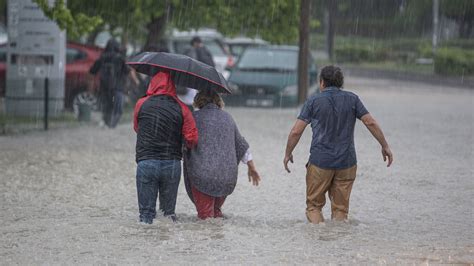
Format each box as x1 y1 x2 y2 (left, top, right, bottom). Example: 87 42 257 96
133 71 198 224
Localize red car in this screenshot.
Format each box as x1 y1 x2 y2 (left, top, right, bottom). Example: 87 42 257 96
65 42 103 109
0 42 103 110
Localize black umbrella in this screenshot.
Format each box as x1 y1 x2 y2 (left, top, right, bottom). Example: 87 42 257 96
127 52 231 94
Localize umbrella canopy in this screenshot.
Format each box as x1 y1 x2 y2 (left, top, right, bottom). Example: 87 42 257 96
127 52 231 94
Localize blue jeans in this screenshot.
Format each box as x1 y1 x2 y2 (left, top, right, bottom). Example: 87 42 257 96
136 159 181 223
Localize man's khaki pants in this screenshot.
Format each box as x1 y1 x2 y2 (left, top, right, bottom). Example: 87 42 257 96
305 163 357 223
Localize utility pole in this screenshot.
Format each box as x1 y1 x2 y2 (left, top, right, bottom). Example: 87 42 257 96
298 0 311 104
432 0 439 54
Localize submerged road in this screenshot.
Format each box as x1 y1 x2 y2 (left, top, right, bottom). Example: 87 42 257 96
0 76 473 264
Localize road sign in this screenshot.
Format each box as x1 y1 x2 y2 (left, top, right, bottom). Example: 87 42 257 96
5 0 66 117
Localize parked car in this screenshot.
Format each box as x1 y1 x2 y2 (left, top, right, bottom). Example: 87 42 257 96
162 28 234 74
225 36 268 59
0 42 102 110
224 45 318 107
0 24 7 45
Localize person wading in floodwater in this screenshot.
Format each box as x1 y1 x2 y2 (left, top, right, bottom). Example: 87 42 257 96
133 71 198 224
283 65 393 224
90 39 138 128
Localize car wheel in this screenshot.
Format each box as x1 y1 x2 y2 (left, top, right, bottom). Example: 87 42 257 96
72 91 98 118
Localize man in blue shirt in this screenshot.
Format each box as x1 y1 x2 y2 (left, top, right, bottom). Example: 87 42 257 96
283 65 393 224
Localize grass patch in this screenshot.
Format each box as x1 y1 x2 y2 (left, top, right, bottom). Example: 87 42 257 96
311 33 431 52
346 61 434 75
0 111 78 135
0 112 76 126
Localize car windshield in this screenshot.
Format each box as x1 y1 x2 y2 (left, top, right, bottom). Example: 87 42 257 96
237 49 297 71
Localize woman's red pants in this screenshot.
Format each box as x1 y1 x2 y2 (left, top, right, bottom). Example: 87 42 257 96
191 186 226 219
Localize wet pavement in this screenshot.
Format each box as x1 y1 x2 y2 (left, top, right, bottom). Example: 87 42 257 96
0 76 473 264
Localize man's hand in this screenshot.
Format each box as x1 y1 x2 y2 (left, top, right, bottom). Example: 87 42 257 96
382 146 393 167
283 154 294 173
283 119 308 174
361 114 393 168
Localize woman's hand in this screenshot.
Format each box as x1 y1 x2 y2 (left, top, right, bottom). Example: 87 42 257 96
247 161 260 186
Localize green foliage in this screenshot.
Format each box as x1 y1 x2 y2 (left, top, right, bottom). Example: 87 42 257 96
34 0 102 39
171 0 301 44
35 0 302 44
334 44 387 63
441 0 474 38
441 39 474 50
417 43 434 58
441 0 474 20
312 0 433 37
331 37 435 63
434 48 474 75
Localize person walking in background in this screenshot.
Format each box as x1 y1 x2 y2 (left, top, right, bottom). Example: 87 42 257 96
184 88 260 219
90 39 138 128
283 65 393 224
185 36 215 67
178 36 216 110
133 71 198 224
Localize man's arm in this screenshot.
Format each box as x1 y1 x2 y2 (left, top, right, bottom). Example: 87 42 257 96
284 119 308 173
89 58 101 75
360 113 393 167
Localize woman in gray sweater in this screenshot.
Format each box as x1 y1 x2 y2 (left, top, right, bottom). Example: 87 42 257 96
184 89 260 219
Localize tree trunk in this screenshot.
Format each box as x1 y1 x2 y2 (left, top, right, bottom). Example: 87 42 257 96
459 19 466 38
326 0 336 60
144 14 168 51
459 19 472 38
432 0 439 54
1 3 6 26
466 20 473 38
298 0 311 104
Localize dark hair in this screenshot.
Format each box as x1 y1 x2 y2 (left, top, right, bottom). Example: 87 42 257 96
319 65 344 88
104 39 120 53
191 36 202 46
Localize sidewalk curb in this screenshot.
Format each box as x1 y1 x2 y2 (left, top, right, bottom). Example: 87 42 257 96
342 66 474 89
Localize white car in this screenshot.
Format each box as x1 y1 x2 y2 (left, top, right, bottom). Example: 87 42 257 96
163 28 233 76
225 36 268 59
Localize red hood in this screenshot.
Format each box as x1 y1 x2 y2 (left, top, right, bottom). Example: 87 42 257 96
134 70 198 149
147 72 177 97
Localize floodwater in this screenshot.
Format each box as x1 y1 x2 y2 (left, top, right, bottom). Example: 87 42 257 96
0 76 473 264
